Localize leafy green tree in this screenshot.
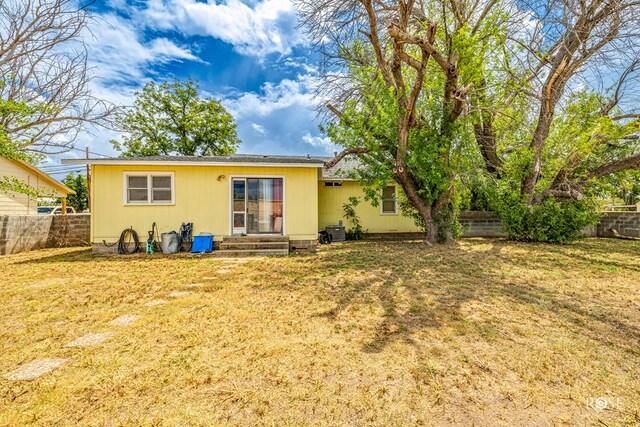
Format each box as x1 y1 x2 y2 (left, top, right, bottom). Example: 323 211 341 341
468 0 640 241
298 0 506 243
62 173 88 212
0 98 50 198
595 170 640 205
112 78 240 157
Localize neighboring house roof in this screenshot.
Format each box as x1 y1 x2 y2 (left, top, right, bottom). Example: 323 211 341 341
62 153 364 181
63 154 329 168
5 157 75 196
321 156 362 181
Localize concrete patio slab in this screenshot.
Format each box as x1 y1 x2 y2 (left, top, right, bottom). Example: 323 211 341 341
145 299 168 307
65 332 113 348
168 291 190 297
4 358 68 381
108 314 140 326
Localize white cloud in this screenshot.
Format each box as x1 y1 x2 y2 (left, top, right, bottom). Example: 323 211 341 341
302 132 339 155
58 12 205 160
213 73 334 155
84 13 199 84
141 0 305 57
222 74 317 118
252 123 266 134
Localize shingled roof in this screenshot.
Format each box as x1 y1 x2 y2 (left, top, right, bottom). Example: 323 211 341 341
321 156 361 180
63 154 364 180
63 154 328 167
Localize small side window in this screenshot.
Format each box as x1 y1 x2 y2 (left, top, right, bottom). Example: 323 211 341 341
125 173 174 205
381 185 397 214
127 176 148 203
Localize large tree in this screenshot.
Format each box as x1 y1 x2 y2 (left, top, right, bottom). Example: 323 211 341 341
61 173 88 212
111 78 241 157
0 0 114 157
297 0 507 243
473 0 640 205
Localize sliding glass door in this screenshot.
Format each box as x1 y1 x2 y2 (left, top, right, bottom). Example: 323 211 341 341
232 179 247 234
232 178 283 234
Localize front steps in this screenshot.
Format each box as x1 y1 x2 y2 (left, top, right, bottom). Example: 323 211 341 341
217 235 289 256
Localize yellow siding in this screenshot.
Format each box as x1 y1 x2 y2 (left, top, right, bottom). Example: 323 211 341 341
318 180 420 233
0 157 66 215
91 164 318 242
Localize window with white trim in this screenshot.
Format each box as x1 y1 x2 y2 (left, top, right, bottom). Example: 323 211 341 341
125 173 174 205
381 185 397 214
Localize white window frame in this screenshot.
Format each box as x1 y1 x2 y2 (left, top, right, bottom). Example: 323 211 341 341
380 184 397 215
123 172 175 206
228 174 286 236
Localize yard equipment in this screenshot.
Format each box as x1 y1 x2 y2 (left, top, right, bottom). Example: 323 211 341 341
179 222 193 242
191 233 213 253
102 227 140 255
146 222 159 254
318 230 333 244
161 231 181 254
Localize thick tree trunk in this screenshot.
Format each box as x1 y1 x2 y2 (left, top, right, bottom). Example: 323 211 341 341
396 170 456 245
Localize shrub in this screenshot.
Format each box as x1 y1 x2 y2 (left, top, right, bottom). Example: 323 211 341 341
342 196 366 240
497 195 599 243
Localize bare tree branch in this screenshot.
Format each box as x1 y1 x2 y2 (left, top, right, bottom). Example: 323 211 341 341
0 0 116 155
324 147 369 169
587 154 640 179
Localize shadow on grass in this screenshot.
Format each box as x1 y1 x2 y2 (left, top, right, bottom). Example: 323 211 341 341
295 239 640 356
11 248 222 265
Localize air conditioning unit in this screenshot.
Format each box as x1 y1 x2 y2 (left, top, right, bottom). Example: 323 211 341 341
326 225 346 242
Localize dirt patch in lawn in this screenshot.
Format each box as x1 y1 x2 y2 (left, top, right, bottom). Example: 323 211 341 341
0 240 639 425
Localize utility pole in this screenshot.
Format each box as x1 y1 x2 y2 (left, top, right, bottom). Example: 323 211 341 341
86 146 91 213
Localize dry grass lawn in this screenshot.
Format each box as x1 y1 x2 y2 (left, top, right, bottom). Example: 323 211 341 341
0 238 639 426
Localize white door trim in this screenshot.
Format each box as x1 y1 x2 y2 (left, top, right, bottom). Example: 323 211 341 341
228 175 286 236
231 178 247 234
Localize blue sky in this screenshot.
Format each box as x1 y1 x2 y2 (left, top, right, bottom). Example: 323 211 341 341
46 0 339 178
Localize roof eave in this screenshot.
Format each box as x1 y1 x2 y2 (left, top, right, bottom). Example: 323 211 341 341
62 159 326 168
11 158 76 195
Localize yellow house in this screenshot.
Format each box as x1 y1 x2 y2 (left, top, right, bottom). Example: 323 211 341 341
63 154 422 254
0 156 75 215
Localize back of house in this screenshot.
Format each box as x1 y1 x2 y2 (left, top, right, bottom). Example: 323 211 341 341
64 154 423 253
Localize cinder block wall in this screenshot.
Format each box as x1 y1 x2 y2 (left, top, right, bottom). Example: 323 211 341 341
460 211 640 239
596 212 640 238
459 211 507 237
363 211 640 240
0 214 90 255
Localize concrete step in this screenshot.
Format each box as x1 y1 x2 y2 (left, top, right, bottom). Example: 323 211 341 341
220 241 289 250
223 235 289 243
214 249 289 257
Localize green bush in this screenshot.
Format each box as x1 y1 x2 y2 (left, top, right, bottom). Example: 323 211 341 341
342 196 366 240
497 196 599 243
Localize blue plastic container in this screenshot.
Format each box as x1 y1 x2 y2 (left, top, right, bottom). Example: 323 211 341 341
191 235 213 253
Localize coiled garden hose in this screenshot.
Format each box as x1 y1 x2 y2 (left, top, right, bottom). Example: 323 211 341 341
102 227 140 255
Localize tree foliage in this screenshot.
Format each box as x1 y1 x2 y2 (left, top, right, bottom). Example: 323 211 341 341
300 0 640 243
112 78 241 157
0 176 53 199
0 0 114 155
62 173 88 212
470 0 640 240
297 0 507 243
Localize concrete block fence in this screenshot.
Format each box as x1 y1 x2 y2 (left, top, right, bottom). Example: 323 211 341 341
595 212 640 238
0 211 638 256
0 214 90 255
